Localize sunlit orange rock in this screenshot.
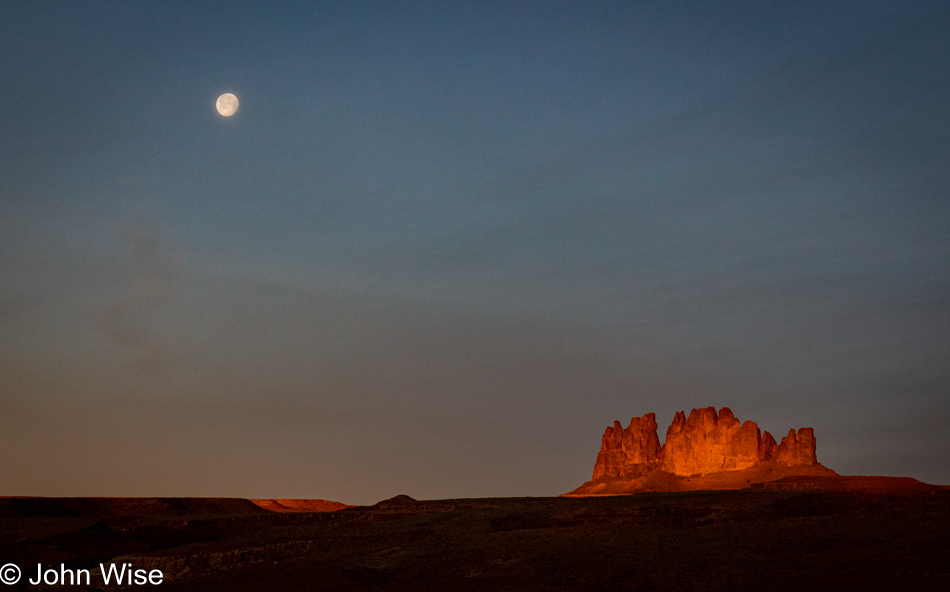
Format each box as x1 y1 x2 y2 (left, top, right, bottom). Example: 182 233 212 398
592 413 661 479
659 406 766 475
773 427 818 467
759 430 778 461
593 421 625 480
566 406 834 496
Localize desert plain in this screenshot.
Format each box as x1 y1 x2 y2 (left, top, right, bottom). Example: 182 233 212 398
2 475 948 592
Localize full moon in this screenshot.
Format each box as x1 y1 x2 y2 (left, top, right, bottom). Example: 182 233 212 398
216 93 239 117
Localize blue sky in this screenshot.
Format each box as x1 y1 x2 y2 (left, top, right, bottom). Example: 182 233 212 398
2 1 948 503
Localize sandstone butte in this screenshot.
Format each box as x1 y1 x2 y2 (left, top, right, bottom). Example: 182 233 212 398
564 406 839 496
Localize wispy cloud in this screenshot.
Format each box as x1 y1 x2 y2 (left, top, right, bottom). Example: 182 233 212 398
98 219 172 377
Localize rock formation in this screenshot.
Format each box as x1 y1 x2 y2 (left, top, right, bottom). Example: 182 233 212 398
773 427 818 467
660 407 766 475
592 413 661 480
567 406 828 496
251 499 353 513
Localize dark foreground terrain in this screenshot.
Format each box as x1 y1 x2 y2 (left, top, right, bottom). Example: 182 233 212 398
2 483 949 591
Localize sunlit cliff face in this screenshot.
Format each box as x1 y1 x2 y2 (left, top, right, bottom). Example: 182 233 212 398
593 407 818 480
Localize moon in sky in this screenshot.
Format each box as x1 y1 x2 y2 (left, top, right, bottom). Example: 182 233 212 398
216 93 239 117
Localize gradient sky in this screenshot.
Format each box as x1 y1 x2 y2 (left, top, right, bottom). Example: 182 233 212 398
2 1 948 505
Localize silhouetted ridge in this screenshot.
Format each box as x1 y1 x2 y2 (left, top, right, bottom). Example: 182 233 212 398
0 497 268 518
